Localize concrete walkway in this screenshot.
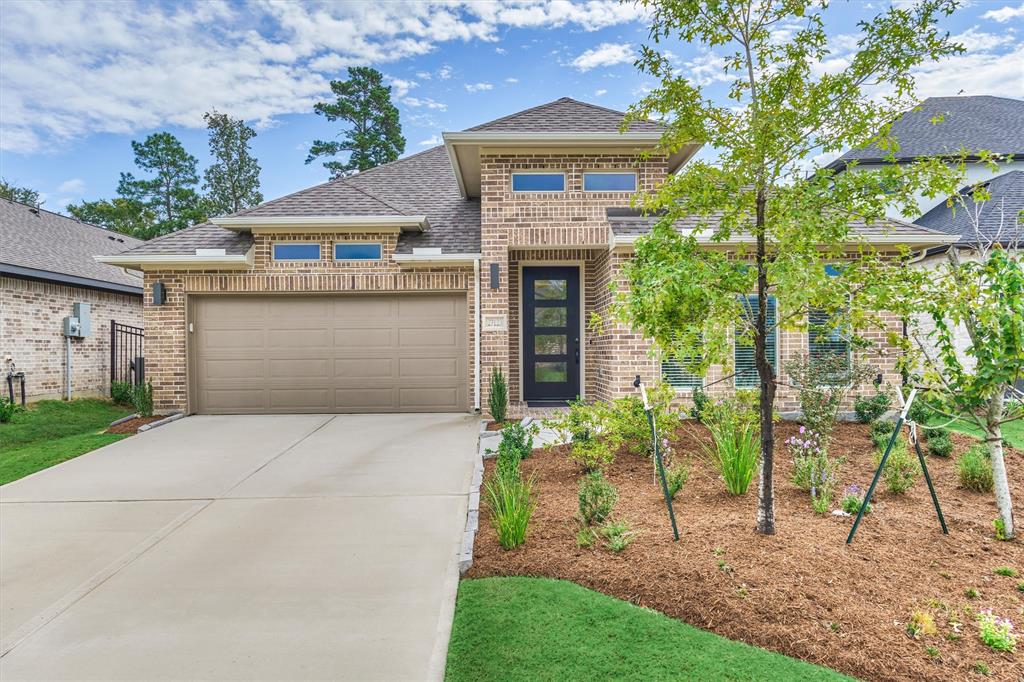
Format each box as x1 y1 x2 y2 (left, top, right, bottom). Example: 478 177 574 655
0 413 478 681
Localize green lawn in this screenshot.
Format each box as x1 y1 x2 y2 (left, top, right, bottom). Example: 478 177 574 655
446 577 853 682
0 399 133 485
944 419 1024 451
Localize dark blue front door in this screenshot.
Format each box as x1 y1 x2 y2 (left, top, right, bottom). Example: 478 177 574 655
522 266 580 403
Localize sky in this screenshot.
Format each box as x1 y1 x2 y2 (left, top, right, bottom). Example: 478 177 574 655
1 0 1022 214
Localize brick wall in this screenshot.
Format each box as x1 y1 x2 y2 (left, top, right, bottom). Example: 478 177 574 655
1 276 143 400
141 231 476 413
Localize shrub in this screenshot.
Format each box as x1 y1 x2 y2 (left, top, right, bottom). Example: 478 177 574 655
957 445 994 493
484 471 536 549
691 386 711 422
600 519 636 552
131 381 154 418
854 392 891 423
701 419 760 495
877 438 919 494
977 610 1017 652
496 442 521 482
607 383 681 459
110 380 134 406
784 353 875 444
576 525 595 548
545 399 620 472
907 610 937 638
488 367 508 424
665 462 689 499
906 392 933 426
870 419 896 450
498 421 534 461
0 397 22 423
578 471 618 525
926 430 953 458
841 485 871 515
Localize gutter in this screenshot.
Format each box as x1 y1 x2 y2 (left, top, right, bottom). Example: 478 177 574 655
393 253 482 266
95 247 254 271
210 215 429 232
0 263 143 296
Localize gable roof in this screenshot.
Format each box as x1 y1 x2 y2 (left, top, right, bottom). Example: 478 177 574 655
467 97 664 134
0 198 144 294
915 170 1024 245
830 96 1024 168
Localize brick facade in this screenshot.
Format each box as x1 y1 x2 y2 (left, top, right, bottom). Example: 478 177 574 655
1 276 143 401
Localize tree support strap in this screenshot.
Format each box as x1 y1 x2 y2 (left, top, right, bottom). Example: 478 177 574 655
635 376 680 541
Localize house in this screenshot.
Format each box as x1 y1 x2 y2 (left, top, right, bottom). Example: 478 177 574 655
97 97 957 417
1 199 144 401
827 95 1024 223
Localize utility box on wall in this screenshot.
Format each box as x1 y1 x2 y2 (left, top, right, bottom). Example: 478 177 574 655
73 302 91 337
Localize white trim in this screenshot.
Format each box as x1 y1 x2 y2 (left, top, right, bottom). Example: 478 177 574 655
517 261 586 403
474 257 481 411
95 248 254 271
582 170 638 193
333 241 383 262
610 230 961 250
443 131 665 145
510 171 566 193
210 215 429 232
272 241 321 262
393 253 482 266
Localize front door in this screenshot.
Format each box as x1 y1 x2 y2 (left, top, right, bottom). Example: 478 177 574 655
522 266 580 404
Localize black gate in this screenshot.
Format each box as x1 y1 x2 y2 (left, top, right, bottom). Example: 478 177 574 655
110 321 145 386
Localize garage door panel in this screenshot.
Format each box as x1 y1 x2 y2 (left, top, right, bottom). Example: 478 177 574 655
192 294 466 414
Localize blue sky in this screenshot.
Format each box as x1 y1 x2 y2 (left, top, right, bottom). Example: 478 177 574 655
1 0 1021 213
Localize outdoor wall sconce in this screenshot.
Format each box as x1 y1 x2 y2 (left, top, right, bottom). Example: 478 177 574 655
153 281 166 305
490 263 500 290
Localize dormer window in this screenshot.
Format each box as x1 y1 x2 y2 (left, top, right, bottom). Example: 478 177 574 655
583 172 637 192
511 172 565 192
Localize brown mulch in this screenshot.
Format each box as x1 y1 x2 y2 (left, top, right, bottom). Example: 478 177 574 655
485 420 514 431
106 416 163 434
468 421 1024 682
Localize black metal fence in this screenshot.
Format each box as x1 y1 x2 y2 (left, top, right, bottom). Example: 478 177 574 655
110 321 145 386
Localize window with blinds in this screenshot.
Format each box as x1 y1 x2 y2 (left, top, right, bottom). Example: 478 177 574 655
735 295 777 388
662 356 703 389
808 308 851 381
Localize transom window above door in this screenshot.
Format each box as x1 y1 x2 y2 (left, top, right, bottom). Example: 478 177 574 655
273 243 321 260
583 172 637 192
511 172 565 192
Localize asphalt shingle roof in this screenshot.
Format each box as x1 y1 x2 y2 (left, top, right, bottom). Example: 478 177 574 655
466 97 664 133
832 96 1024 167
122 222 254 255
0 198 144 290
915 170 1024 244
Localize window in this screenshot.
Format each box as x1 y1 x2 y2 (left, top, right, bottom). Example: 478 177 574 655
808 309 851 370
583 172 637 192
662 356 703 389
511 172 565 192
735 295 777 388
334 243 382 260
273 243 320 260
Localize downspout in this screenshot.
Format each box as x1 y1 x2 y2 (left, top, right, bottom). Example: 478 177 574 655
474 257 482 411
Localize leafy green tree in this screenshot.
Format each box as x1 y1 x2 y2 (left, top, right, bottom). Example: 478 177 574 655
0 178 41 207
203 110 263 215
619 0 961 534
306 67 406 178
118 132 207 235
66 197 157 239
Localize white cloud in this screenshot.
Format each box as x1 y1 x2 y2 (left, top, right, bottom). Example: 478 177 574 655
505 77 519 83
912 44 1024 99
982 3 1024 22
415 70 432 80
0 1 648 153
418 134 442 146
684 51 733 86
388 77 418 99
594 88 607 96
495 47 507 54
56 178 85 195
570 42 633 72
464 81 494 92
403 96 447 110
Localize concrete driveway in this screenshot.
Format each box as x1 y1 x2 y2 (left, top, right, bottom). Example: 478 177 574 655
0 413 478 681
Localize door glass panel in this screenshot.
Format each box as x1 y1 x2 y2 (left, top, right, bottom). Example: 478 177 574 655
535 362 567 383
535 279 567 300
535 307 567 327
535 334 567 355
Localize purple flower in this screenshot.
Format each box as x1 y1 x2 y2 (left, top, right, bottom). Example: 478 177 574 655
799 426 806 434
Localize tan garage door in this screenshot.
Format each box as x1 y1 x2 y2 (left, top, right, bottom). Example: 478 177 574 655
190 294 468 414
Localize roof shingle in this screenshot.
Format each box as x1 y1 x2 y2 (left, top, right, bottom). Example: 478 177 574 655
467 97 664 134
915 170 1024 244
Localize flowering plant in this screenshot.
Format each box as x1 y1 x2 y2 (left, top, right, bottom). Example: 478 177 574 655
786 426 826 461
978 609 1017 652
841 484 871 515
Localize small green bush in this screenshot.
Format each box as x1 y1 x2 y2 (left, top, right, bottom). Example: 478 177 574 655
870 419 896 450
854 393 891 423
600 519 636 552
665 462 689 499
488 367 508 424
876 438 919 494
906 393 932 426
131 381 154 418
484 471 537 549
575 526 595 548
110 380 134 406
691 386 711 422
607 383 681 459
0 397 22 423
498 421 534 461
496 442 521 482
701 419 760 495
957 445 994 493
578 471 618 525
927 430 953 458
545 399 620 472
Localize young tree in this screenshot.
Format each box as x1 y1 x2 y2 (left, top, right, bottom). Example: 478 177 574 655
118 132 207 235
620 0 961 534
904 170 1024 538
306 67 406 178
66 197 156 239
0 178 41 207
203 110 263 215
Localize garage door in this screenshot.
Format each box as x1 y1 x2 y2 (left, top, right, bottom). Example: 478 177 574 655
190 294 468 414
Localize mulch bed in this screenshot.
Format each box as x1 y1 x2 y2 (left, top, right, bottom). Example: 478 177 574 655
105 416 164 434
485 420 515 431
467 421 1024 681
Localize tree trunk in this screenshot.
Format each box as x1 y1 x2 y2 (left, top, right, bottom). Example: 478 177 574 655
754 191 776 535
986 388 1015 539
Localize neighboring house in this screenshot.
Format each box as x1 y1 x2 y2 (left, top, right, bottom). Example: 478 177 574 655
1 199 144 401
827 95 1024 222
98 97 956 417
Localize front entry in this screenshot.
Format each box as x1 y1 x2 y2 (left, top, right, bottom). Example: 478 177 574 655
522 266 581 404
